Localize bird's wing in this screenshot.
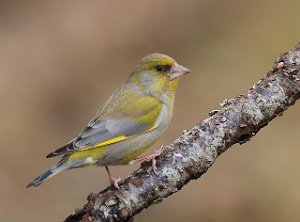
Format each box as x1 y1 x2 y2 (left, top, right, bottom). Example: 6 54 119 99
46 85 162 158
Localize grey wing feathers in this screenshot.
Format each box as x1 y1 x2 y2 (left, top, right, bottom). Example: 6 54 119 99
73 118 150 148
45 140 74 158
46 118 150 158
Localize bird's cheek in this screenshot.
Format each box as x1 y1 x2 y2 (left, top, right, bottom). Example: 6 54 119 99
168 79 179 92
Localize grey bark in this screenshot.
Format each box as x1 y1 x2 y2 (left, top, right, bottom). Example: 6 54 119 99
65 43 300 222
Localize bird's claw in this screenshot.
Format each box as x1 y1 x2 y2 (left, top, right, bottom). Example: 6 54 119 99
109 176 121 189
132 145 165 172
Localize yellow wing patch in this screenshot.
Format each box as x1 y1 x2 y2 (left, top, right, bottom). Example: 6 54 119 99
92 135 128 148
67 135 129 163
67 126 157 163
88 125 156 149
77 125 156 153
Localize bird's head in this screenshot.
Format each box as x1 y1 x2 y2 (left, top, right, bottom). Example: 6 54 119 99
129 53 191 94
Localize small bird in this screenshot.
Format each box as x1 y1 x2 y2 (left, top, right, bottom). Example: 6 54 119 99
27 53 191 188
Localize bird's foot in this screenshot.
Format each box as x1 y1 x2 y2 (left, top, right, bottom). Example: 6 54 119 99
131 145 165 172
108 176 121 189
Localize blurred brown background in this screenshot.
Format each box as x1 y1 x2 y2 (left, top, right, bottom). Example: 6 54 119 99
1 0 300 221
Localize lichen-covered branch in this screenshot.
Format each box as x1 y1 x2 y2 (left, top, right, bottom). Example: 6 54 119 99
65 43 300 222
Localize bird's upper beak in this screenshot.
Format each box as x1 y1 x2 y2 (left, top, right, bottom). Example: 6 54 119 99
168 63 191 80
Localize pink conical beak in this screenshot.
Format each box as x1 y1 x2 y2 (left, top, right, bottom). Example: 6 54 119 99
168 63 191 80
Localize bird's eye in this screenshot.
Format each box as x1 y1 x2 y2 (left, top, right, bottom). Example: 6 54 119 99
156 65 170 72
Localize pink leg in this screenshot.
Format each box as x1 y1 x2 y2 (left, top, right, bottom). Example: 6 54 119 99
105 166 121 189
131 145 165 171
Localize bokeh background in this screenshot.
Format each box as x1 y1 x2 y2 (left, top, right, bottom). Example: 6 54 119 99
1 0 300 221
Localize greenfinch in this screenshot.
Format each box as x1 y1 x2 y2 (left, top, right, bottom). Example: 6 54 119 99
27 53 191 188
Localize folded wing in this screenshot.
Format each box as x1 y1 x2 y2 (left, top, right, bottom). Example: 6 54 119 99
46 85 162 158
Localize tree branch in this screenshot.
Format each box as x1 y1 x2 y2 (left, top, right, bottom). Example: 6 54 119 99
65 43 300 222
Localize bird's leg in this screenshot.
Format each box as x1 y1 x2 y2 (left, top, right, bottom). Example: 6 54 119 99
105 166 121 189
130 145 165 171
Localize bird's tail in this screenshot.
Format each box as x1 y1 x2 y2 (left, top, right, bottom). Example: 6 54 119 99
26 164 66 188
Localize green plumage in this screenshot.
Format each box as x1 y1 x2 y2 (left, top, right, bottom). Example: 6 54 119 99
27 53 190 188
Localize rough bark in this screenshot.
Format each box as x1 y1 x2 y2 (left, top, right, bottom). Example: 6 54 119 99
65 43 300 222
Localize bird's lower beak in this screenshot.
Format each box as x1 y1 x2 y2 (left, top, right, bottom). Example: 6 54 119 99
168 63 191 80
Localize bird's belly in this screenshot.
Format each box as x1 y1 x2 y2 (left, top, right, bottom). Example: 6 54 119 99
96 129 162 166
